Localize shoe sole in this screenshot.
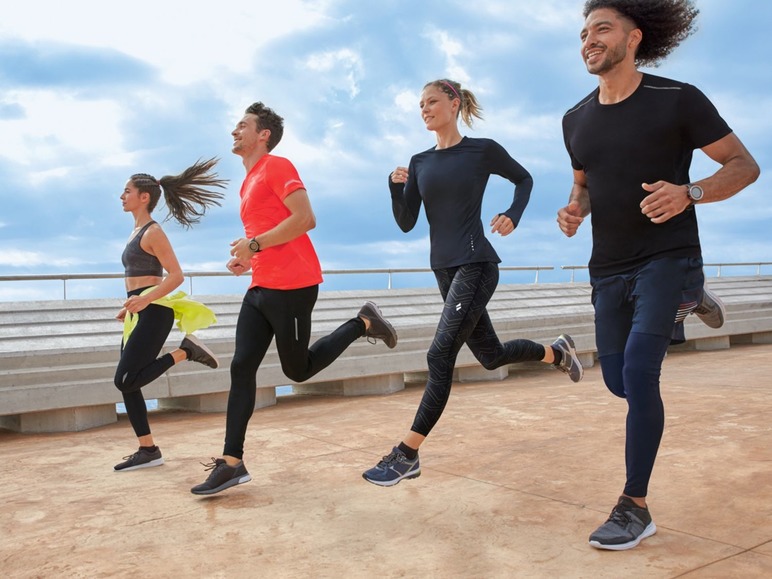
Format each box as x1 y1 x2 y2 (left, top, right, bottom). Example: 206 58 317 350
114 457 165 472
362 301 398 349
695 288 726 329
557 334 584 383
190 473 252 496
362 468 421 487
589 521 657 551
184 334 220 369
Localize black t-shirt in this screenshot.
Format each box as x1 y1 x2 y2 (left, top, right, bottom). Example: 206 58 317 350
562 73 732 277
389 136 533 270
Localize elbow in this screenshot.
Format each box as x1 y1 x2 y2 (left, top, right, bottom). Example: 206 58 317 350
749 159 761 185
170 271 184 289
305 212 317 232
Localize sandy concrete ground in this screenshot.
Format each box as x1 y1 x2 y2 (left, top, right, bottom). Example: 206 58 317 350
2 344 771 578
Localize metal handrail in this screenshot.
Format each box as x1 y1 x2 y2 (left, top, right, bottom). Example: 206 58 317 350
2 262 769 299
0 265 555 300
561 261 772 282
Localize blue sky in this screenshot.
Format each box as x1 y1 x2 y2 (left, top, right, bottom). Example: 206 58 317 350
0 0 769 300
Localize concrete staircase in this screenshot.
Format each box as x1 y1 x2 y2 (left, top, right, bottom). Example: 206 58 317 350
1 277 770 433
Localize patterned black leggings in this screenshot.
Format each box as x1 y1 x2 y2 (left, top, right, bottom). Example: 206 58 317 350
410 262 546 436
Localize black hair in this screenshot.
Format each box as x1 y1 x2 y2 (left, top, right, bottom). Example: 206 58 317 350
583 0 699 67
245 102 284 151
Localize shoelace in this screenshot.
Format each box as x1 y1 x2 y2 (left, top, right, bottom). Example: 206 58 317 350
378 451 406 466
200 458 224 471
606 505 636 526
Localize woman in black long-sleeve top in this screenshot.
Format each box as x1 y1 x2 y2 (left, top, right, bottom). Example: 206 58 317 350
362 79 584 487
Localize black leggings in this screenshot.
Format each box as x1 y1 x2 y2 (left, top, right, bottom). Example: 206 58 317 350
224 285 365 459
410 262 546 436
114 287 175 438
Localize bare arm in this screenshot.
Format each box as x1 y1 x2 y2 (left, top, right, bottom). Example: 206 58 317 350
640 132 760 224
557 169 591 238
230 188 316 261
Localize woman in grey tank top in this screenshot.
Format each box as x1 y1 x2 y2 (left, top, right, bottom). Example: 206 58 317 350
113 158 227 472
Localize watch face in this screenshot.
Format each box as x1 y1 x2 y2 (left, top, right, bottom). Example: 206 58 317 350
689 185 704 201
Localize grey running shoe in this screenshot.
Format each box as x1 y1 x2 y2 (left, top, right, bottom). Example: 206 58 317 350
589 496 657 551
362 447 420 487
114 446 164 472
190 458 251 495
693 286 725 329
358 301 398 349
180 334 219 369
551 334 583 383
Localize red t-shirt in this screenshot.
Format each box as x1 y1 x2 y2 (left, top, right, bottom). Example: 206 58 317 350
239 154 323 290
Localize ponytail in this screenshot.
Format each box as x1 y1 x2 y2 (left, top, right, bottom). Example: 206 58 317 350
131 157 227 228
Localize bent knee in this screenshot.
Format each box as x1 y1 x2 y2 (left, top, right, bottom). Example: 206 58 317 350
114 372 137 393
282 367 310 383
478 356 502 371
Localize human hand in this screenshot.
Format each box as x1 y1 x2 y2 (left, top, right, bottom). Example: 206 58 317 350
490 213 515 236
115 307 127 322
230 238 254 261
123 295 151 314
227 257 249 276
640 181 690 224
557 201 584 237
391 166 408 184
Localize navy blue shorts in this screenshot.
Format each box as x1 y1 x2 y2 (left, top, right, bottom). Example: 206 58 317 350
591 257 704 356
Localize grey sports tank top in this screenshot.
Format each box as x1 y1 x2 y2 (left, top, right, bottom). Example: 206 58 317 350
122 221 163 277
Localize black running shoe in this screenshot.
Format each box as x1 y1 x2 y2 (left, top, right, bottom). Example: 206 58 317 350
551 334 583 382
114 446 164 472
362 447 421 487
589 496 657 550
180 334 219 369
190 458 251 495
693 286 726 329
357 301 398 349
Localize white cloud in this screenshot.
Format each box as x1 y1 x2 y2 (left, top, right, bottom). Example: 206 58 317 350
0 0 329 85
305 48 364 98
423 27 470 83
0 91 126 168
0 249 85 268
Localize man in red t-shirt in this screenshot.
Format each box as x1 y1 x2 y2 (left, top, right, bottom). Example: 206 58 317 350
191 102 398 495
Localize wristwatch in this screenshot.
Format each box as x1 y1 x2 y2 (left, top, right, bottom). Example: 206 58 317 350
248 237 261 253
686 183 704 204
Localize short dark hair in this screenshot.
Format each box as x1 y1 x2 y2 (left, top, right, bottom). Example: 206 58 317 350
583 0 699 67
245 102 284 151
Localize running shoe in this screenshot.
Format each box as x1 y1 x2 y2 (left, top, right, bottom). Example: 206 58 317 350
693 286 726 329
190 458 251 495
114 446 164 472
551 334 583 383
358 301 398 349
589 496 657 550
362 447 420 486
180 334 219 369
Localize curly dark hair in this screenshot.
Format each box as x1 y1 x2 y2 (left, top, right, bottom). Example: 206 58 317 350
245 102 284 152
583 0 699 67
131 157 227 228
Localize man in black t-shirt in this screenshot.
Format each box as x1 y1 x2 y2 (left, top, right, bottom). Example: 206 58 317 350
558 0 759 551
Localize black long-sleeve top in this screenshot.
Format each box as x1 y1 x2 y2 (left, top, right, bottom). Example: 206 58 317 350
389 136 533 269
